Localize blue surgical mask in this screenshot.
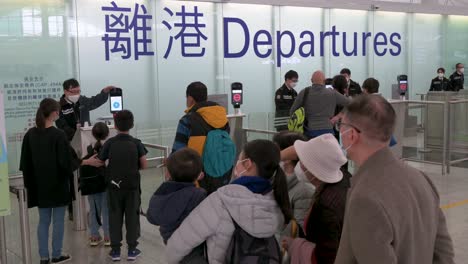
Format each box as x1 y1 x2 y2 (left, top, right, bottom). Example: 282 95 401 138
339 129 353 157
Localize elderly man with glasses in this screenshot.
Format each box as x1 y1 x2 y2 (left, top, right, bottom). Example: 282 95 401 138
334 94 454 264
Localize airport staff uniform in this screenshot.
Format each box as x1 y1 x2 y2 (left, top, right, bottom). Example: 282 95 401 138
449 72 464 91
429 77 452 92
275 84 297 131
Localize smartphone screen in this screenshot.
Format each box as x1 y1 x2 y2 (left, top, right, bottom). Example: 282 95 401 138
109 88 123 113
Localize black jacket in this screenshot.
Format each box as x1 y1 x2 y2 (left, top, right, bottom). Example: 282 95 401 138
430 77 452 92
20 127 74 208
449 72 464 91
56 91 108 141
348 80 362 96
305 170 351 264
275 84 298 118
146 181 207 244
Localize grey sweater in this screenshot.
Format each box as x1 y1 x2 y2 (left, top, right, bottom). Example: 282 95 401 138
290 84 349 130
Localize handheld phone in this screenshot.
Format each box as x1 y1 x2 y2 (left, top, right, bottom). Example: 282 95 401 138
231 82 243 108
109 88 123 113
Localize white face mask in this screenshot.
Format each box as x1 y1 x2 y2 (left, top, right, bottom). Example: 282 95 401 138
438 73 444 78
290 82 297 89
67 94 80 104
234 159 249 178
460 68 465 74
339 129 353 158
294 163 308 183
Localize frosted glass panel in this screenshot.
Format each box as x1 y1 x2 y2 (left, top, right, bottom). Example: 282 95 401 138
411 14 443 96
329 9 369 85
278 7 323 92
155 0 218 122
3 0 468 174
446 15 468 87
373 11 407 98
76 0 159 129
0 1 73 174
222 4 276 114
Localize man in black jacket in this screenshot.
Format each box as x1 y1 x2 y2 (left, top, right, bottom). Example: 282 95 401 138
275 70 299 131
449 63 465 91
430 68 452 92
340 68 361 97
56 79 114 141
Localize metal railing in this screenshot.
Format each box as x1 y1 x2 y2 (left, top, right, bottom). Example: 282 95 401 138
142 142 171 180
447 99 468 174
0 215 7 264
0 175 32 264
241 128 278 146
391 100 449 174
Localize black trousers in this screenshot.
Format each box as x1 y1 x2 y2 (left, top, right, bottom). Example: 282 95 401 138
107 188 141 251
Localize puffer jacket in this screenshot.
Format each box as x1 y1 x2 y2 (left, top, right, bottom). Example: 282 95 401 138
283 175 314 236
165 184 285 264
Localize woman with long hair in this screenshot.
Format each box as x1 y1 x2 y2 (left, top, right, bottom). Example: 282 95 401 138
165 140 292 264
20 98 73 264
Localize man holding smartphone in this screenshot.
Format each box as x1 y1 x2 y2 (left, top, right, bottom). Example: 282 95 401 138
56 78 115 221
57 79 115 141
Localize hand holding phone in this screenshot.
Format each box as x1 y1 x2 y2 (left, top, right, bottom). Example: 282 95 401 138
110 88 123 113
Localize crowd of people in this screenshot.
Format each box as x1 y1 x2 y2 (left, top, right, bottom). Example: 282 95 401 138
18 63 463 264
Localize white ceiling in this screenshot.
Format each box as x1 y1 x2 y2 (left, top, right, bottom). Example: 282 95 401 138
181 0 468 15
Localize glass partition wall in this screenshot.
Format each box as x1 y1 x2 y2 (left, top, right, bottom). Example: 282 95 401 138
2 0 468 173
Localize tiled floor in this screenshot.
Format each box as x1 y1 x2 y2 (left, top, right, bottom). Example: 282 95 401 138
3 161 468 264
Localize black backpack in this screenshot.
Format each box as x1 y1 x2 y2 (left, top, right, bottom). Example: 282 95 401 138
79 144 106 195
225 220 282 264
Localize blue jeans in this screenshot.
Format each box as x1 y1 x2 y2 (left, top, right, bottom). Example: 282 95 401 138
37 206 66 259
88 192 109 238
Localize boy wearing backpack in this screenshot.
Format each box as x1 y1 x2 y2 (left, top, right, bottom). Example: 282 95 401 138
172 82 235 194
97 110 148 262
146 148 207 263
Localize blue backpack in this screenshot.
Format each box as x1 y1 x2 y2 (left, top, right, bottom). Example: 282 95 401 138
202 129 236 178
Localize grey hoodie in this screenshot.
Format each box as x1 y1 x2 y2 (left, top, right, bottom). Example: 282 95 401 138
165 184 285 264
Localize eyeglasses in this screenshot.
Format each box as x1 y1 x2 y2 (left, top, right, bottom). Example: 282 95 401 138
335 119 361 133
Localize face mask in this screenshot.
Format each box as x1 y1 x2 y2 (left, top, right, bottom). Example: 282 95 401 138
279 161 285 170
438 73 444 78
460 68 465 74
234 159 249 178
290 82 297 89
67 94 80 104
339 129 353 157
294 163 308 183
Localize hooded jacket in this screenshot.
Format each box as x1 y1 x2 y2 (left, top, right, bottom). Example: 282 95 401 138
172 101 229 155
286 174 314 231
165 184 285 264
146 181 207 243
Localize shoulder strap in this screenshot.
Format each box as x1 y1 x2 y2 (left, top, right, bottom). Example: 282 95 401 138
302 87 310 107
